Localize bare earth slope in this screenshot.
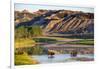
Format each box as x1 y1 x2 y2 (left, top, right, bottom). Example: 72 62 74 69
15 10 94 34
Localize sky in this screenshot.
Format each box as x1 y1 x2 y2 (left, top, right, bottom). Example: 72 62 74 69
15 3 94 13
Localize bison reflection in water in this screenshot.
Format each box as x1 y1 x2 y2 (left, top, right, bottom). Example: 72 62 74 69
48 52 55 58
70 50 78 57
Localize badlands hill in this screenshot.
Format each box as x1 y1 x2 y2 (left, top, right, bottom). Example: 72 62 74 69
15 10 94 34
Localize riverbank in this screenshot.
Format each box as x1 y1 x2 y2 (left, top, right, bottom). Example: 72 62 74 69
15 38 36 48
15 36 94 65
15 52 39 65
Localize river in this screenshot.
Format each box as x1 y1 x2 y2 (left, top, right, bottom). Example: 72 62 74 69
31 54 94 64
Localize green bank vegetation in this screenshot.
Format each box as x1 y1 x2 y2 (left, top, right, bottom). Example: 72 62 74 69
15 25 43 65
15 39 36 48
66 39 94 45
33 38 57 43
15 52 39 65
15 46 47 55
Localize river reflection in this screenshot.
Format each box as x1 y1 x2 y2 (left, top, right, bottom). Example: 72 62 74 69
31 54 94 64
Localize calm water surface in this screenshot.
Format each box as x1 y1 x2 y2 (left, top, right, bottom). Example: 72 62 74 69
31 54 94 64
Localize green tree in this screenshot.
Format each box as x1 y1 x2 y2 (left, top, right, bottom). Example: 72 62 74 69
27 25 42 37
15 25 43 39
15 26 28 38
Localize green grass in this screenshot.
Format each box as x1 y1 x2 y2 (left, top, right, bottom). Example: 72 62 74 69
15 38 36 48
15 52 39 65
66 39 94 45
33 38 57 43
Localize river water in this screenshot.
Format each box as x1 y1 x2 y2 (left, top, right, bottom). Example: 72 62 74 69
31 54 94 64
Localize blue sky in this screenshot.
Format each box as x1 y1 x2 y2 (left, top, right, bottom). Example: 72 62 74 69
15 3 94 13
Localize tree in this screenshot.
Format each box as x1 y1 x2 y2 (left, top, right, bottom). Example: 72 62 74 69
27 25 42 37
15 25 43 39
15 26 28 38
